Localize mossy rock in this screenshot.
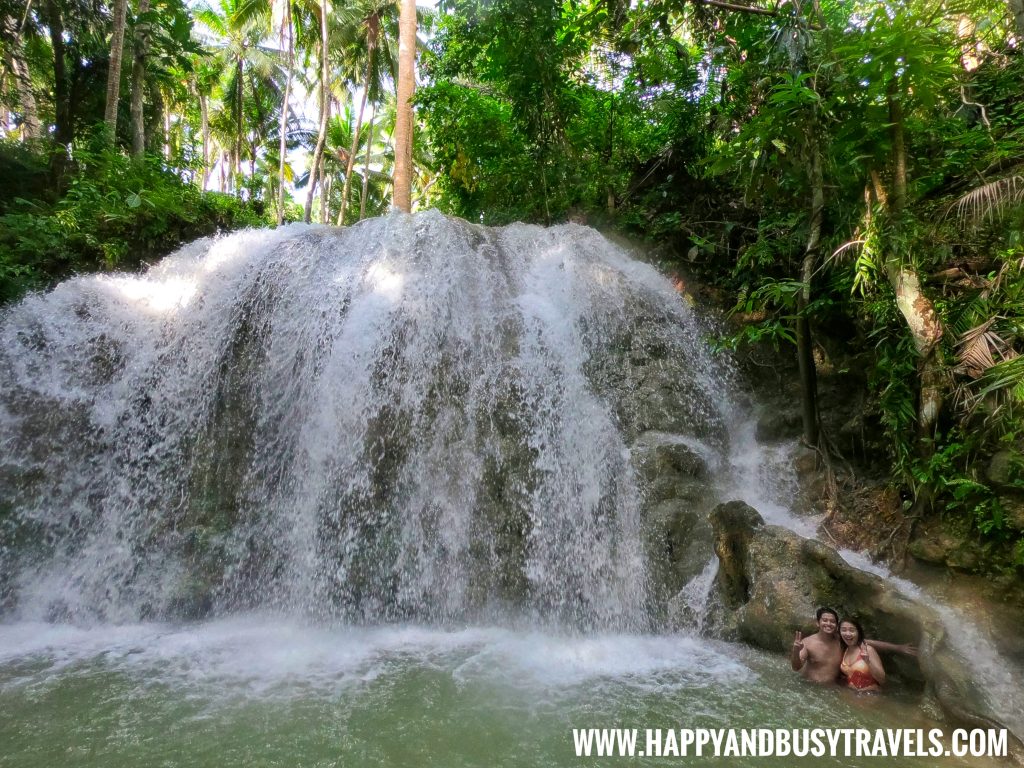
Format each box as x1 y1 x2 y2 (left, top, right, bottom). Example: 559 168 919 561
709 500 1024 755
908 515 988 572
645 499 713 598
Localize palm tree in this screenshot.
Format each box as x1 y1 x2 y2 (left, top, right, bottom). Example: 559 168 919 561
273 0 295 223
335 0 399 223
303 0 332 221
104 0 129 138
392 0 416 213
195 0 276 195
129 0 151 157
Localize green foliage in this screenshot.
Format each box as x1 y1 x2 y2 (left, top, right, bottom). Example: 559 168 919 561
420 0 707 225
907 426 1012 543
0 136 266 303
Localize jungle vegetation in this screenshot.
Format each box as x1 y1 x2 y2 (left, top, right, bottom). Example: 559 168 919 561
2 0 1023 581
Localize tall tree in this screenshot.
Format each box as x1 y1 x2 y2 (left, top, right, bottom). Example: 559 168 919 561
196 0 275 194
104 0 130 136
129 0 151 157
338 0 397 224
303 0 331 222
1 4 42 139
45 0 72 147
274 0 294 223
392 0 416 212
1009 0 1024 38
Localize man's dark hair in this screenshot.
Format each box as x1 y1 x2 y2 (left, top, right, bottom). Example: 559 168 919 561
816 606 839 623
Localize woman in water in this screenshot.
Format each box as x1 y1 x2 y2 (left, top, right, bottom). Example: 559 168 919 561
838 618 886 692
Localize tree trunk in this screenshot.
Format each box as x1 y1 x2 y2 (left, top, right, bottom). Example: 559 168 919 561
163 102 171 160
1009 0 1024 39
2 6 41 140
4 49 41 139
276 1 294 225
320 153 329 222
104 0 129 139
303 0 330 223
392 0 416 213
200 92 210 188
129 0 151 158
359 108 376 220
46 0 72 147
882 91 944 447
884 261 944 441
234 56 244 196
339 77 369 225
45 0 72 181
340 17 377 225
147 82 163 154
796 135 823 448
888 88 907 213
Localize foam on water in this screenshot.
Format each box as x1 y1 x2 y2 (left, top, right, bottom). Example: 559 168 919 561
0 617 749 702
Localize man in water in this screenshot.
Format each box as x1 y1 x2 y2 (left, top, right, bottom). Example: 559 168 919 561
791 607 916 683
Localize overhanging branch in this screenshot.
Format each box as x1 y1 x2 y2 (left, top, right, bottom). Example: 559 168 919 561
698 0 777 16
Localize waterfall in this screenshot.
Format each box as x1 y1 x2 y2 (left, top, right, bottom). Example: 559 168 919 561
0 211 731 629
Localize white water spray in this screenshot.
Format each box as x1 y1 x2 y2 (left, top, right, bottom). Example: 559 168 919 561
0 211 729 629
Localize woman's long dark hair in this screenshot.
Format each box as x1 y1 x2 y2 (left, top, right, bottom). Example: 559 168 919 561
839 617 866 648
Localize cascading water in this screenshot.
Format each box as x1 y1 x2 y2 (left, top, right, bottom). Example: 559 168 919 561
0 210 729 629
0 212 1016 768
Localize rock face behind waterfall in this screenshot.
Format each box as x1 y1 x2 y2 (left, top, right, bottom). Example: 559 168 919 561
0 211 729 628
710 500 1024 757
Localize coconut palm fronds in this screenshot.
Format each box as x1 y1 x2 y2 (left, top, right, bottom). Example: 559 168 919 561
949 174 1024 226
973 353 1024 406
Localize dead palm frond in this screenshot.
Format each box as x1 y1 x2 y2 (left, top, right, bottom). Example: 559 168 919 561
827 238 865 264
948 175 1024 226
953 343 1024 423
955 318 1016 378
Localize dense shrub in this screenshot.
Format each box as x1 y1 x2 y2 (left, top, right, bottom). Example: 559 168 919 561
0 136 267 303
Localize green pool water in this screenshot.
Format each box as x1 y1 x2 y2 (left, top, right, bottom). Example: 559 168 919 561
0 617 1002 768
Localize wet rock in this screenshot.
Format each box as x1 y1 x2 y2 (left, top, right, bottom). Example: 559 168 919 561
633 432 717 621
167 576 214 620
631 432 710 482
791 447 820 479
645 499 713 597
709 500 762 607
754 410 802 443
709 500 1024 753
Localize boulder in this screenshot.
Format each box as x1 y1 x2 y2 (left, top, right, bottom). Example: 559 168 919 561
645 498 713 599
998 495 1024 533
907 516 987 571
631 432 710 484
632 432 717 621
709 500 1024 758
987 450 1023 489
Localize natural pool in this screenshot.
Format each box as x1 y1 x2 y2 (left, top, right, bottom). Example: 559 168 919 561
0 616 1000 768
